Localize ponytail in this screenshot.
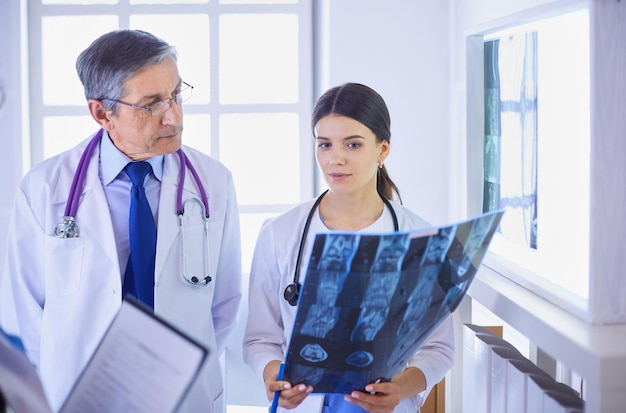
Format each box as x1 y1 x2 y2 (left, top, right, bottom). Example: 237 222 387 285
377 165 402 204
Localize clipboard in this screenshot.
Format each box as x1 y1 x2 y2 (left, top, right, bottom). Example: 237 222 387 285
0 297 209 413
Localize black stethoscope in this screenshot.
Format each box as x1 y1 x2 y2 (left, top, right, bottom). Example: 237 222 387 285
283 189 400 306
53 128 214 285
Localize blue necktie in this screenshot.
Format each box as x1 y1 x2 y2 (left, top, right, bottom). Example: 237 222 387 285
322 394 365 413
123 161 156 310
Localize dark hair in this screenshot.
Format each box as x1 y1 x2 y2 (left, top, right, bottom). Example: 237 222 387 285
76 30 177 113
311 82 402 203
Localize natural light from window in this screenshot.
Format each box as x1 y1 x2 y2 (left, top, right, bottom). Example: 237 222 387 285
482 9 590 302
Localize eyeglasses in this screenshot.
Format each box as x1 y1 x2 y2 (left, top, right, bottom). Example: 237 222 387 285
103 82 194 117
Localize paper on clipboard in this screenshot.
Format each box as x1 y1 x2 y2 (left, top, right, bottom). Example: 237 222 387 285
0 298 208 413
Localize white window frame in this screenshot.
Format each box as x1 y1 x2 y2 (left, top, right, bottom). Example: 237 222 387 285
27 1 314 409
462 1 626 411
28 1 314 201
466 0 594 322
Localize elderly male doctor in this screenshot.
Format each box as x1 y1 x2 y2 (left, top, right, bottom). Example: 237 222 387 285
0 30 241 412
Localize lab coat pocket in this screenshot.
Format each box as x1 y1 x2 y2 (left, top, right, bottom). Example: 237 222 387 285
44 235 84 297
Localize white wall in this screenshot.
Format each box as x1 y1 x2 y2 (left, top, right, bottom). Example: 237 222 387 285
320 0 453 227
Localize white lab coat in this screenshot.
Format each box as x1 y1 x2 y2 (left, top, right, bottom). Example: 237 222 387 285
243 198 455 413
0 133 242 413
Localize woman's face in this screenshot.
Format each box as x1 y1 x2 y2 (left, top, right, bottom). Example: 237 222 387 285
314 114 389 196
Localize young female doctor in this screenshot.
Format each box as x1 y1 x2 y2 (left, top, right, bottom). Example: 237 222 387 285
243 83 454 413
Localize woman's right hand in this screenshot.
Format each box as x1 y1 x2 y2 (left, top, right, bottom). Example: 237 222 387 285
263 360 313 409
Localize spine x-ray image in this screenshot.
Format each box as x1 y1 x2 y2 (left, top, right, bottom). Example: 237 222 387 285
284 210 504 394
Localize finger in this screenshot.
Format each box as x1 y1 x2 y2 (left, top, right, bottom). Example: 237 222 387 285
266 381 291 401
343 394 372 412
350 388 400 413
274 381 292 392
349 390 393 408
279 384 313 409
364 380 392 395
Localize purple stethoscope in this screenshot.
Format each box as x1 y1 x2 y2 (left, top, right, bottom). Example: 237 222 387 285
54 128 213 285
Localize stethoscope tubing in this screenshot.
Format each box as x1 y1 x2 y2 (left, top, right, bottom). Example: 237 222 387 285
61 128 210 230
292 189 329 291
64 129 104 217
284 190 400 306
57 128 213 285
176 150 209 218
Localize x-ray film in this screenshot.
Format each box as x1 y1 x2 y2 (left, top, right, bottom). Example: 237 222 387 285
283 210 504 394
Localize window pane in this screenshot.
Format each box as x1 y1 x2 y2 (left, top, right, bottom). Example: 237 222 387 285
42 16 119 105
130 14 210 104
220 113 300 204
483 33 538 250
132 0 207 4
42 0 117 4
483 10 590 300
220 0 296 3
239 212 276 273
219 14 298 104
182 114 212 155
43 116 98 159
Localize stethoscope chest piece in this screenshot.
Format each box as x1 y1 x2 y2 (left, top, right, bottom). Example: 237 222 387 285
284 282 300 306
55 216 79 238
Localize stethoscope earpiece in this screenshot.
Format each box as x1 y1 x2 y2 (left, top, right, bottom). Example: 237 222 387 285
284 282 300 307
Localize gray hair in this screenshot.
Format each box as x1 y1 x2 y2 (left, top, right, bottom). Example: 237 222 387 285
76 29 178 111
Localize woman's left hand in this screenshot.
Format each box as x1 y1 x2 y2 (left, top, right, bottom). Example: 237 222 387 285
343 380 401 413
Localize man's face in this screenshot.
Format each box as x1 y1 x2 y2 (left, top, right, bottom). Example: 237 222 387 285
103 56 184 160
